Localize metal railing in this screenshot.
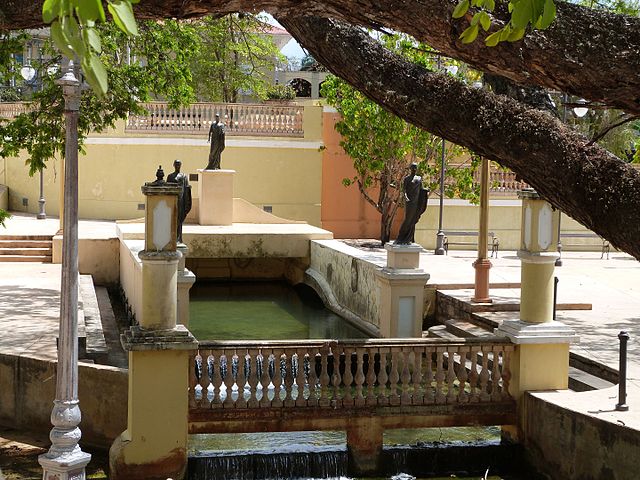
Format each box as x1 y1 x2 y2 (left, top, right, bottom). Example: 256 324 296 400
189 338 513 411
126 102 304 137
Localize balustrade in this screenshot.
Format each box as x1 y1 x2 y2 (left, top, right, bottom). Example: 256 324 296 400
189 339 513 412
126 102 304 137
0 102 32 119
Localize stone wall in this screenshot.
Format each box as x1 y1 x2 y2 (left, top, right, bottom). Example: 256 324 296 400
0 352 127 449
308 240 383 335
523 390 639 480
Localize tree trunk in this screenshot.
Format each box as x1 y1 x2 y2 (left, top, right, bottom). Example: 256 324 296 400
279 15 640 260
4 0 639 114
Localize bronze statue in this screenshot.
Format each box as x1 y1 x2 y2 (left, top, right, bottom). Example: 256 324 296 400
206 113 226 170
167 159 192 244
394 162 429 245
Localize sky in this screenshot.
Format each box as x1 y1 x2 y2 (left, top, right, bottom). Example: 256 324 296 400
263 13 307 60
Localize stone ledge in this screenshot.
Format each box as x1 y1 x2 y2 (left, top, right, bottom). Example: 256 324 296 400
121 325 198 351
495 319 579 345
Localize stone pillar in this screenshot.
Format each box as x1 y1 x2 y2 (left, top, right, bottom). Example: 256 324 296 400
376 244 430 337
472 157 492 302
176 244 196 327
346 417 383 476
496 189 578 441
197 169 235 225
110 169 197 480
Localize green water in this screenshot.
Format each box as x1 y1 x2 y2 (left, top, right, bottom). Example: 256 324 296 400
187 281 519 479
189 281 368 340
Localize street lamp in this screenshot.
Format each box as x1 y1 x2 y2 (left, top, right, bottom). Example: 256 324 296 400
38 58 91 480
19 62 46 219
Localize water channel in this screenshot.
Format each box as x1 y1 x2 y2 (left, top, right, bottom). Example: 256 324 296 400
188 280 530 479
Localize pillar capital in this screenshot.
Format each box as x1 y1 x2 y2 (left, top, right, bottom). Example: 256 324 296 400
496 319 579 344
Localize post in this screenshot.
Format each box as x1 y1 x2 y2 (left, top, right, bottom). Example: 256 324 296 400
109 168 197 480
616 331 630 411
435 136 446 255
39 60 92 480
496 189 578 441
472 157 491 302
37 167 46 219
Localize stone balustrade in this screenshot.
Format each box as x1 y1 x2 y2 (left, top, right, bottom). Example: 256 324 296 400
126 102 304 137
189 338 513 411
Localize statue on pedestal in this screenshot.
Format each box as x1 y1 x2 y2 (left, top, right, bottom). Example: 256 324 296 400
206 113 226 170
167 159 192 243
394 162 429 245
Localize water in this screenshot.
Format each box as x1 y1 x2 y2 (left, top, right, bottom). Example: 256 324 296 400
187 281 528 479
189 281 368 340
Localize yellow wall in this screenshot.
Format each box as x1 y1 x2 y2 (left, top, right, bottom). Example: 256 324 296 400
4 105 324 226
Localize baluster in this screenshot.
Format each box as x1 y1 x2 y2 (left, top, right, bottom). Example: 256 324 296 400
354 348 366 406
457 347 469 403
446 349 458 403
469 346 480 402
479 346 491 402
491 346 502 402
272 352 284 407
400 348 412 405
377 348 389 405
424 347 434 404
319 345 331 407
307 347 319 407
501 346 513 400
332 346 344 406
211 353 223 408
235 350 248 408
389 349 401 405
283 349 296 407
259 351 272 408
365 347 377 406
295 350 307 407
411 348 423 405
435 348 446 404
190 352 203 409
342 347 353 406
247 348 259 408
222 353 235 407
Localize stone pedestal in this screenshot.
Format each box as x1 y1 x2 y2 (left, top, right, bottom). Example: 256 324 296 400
346 417 383 476
176 244 196 327
472 258 492 303
197 169 235 225
376 243 429 338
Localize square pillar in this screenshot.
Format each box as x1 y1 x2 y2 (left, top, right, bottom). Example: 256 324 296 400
376 244 429 337
197 169 235 225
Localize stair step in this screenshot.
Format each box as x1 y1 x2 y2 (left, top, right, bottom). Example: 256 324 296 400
568 366 616 392
445 319 494 338
0 239 52 248
0 255 52 262
0 234 53 241
0 247 52 256
427 325 463 340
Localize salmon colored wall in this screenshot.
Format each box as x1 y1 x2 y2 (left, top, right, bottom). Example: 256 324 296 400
321 109 401 240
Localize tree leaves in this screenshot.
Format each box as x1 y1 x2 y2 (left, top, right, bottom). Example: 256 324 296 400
452 0 558 46
41 0 139 96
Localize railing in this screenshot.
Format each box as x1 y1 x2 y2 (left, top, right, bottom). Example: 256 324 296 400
0 102 32 119
189 338 513 411
126 102 304 137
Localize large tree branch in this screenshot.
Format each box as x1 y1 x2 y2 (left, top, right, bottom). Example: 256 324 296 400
278 15 640 259
2 0 639 114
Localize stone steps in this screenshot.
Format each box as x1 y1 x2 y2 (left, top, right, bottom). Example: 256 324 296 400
0 236 52 263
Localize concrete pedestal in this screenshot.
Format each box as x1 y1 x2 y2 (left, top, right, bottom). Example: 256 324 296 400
377 243 429 338
176 244 196 327
139 251 180 330
197 169 235 225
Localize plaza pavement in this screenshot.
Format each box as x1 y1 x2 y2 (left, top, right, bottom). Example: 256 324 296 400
1 212 640 440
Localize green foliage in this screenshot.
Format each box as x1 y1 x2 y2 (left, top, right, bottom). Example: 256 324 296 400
189 14 285 103
42 0 139 95
453 0 557 46
0 20 198 175
0 209 10 228
265 84 296 100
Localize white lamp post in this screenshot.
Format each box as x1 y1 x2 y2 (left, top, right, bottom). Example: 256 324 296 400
38 59 91 480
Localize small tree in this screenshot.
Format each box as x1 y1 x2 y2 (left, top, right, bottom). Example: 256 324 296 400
189 14 285 102
322 74 477 244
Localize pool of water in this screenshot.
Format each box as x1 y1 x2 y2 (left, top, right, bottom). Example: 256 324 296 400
189 281 368 340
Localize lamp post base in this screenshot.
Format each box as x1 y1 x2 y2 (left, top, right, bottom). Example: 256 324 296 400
435 231 446 255
39 449 91 480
